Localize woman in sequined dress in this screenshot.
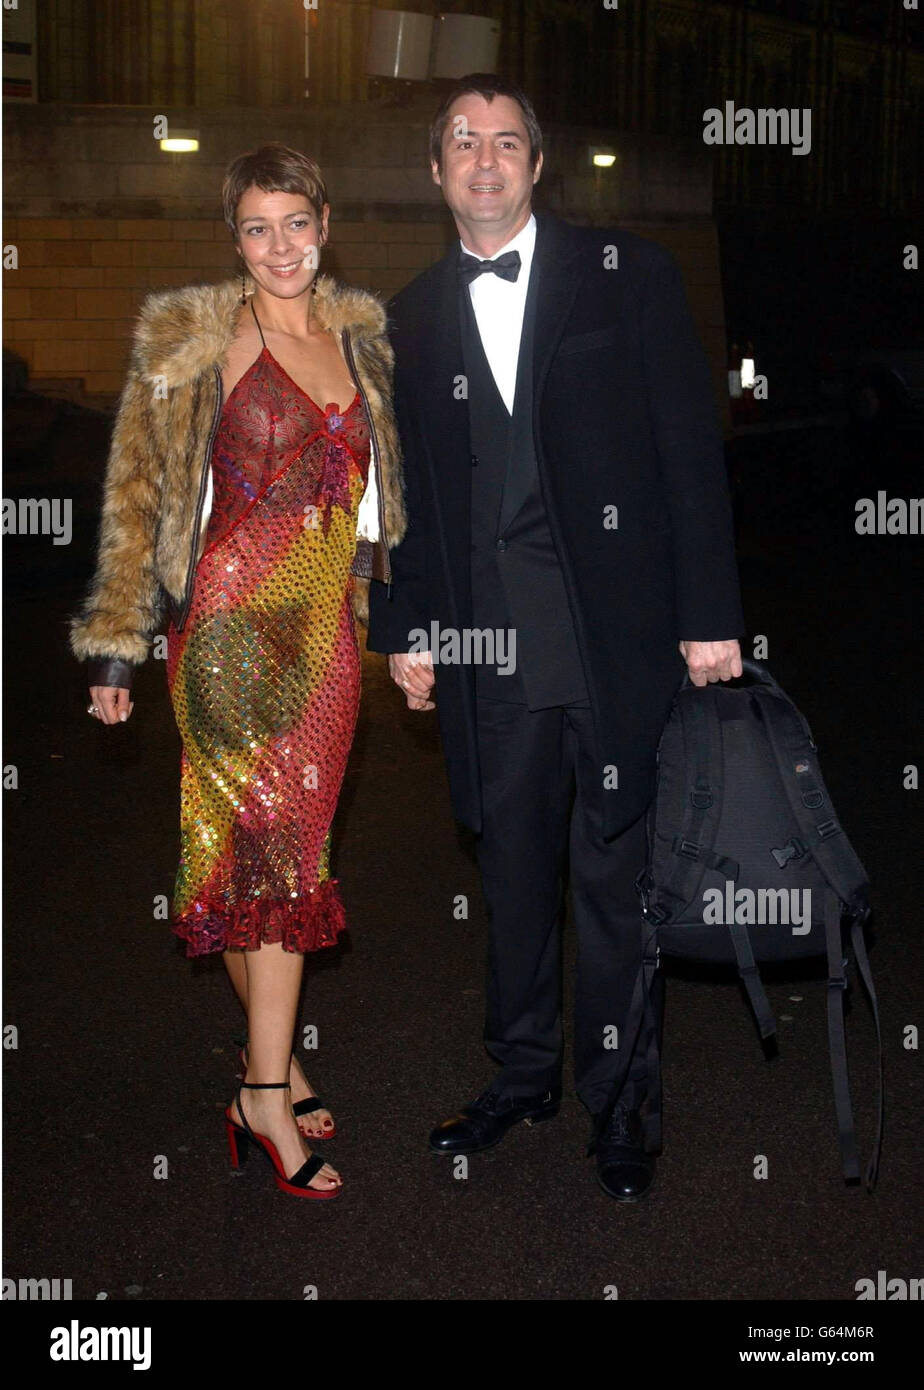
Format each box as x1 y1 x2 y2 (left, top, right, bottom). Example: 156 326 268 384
71 146 405 1198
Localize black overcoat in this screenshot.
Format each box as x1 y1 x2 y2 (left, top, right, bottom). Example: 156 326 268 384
366 209 746 840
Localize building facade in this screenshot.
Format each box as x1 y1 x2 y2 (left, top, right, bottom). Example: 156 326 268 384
4 0 921 406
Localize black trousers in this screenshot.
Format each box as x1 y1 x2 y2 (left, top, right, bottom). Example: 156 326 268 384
474 696 665 1116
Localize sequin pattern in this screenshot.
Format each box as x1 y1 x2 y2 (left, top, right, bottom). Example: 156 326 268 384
166 347 369 956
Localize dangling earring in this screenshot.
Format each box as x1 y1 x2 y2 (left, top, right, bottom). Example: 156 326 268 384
239 265 247 304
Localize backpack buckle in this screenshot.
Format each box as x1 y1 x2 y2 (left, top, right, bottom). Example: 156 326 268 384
817 819 841 840
647 903 671 926
771 836 807 868
673 836 701 861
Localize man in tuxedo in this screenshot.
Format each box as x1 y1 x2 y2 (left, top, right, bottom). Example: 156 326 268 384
366 74 744 1200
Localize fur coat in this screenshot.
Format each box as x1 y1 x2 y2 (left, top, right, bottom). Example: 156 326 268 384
70 272 405 687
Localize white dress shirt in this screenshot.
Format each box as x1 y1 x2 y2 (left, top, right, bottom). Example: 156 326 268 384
460 213 536 415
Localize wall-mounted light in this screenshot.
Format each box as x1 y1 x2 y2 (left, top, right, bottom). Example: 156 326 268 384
740 356 756 390
160 129 200 153
590 146 616 168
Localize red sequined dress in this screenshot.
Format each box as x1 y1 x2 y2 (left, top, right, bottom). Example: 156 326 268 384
165 328 369 956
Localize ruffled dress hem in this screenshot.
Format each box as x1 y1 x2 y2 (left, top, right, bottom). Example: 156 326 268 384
171 878 347 958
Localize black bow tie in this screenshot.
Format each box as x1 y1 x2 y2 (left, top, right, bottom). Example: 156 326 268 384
458 249 521 285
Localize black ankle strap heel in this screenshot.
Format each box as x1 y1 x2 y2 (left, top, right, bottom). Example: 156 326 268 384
224 1081 341 1201
235 1080 289 1145
236 1040 336 1137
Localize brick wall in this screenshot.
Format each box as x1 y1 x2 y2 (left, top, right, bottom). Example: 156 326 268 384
2 215 457 398
4 213 728 423
3 103 729 423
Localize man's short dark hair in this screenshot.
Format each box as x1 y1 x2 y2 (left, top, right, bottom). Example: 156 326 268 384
429 73 543 171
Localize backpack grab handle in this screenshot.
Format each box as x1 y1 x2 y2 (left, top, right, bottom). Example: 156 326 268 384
680 655 781 692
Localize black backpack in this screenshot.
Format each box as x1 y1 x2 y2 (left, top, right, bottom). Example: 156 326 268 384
605 659 883 1190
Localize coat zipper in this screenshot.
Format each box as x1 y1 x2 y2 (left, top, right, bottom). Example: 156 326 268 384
342 327 391 590
175 365 223 633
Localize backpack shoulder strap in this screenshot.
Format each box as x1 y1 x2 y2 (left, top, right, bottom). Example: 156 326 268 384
757 689 870 912
758 685 881 1185
849 914 884 1192
822 885 861 1182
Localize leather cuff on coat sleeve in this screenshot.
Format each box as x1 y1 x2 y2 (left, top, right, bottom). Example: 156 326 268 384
87 657 137 690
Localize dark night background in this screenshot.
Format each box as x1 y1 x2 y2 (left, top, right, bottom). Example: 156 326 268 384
2 0 922 1323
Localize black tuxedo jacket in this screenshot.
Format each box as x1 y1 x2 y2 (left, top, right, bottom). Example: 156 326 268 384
367 210 746 840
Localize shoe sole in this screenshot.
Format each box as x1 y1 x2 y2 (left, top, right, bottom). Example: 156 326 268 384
429 1104 559 1156
226 1113 342 1199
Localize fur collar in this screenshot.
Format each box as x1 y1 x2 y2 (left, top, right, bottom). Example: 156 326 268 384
131 273 387 389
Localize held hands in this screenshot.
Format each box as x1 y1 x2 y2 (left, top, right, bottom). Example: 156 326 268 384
678 639 742 687
388 652 435 711
387 641 741 706
88 685 134 725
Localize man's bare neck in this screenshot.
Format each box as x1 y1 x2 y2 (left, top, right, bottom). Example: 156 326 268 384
456 208 533 260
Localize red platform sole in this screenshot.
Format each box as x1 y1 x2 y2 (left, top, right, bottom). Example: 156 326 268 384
225 1112 342 1200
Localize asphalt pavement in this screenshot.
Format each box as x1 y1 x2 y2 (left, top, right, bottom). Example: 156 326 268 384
2 403 922 1303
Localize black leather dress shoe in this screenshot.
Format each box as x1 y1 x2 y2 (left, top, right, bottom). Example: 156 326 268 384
593 1103 656 1201
429 1087 561 1155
